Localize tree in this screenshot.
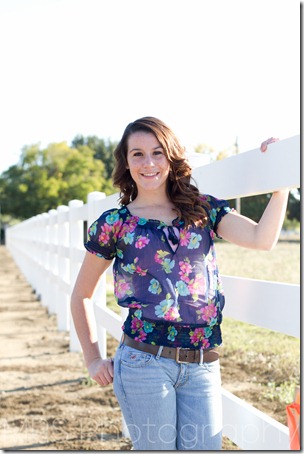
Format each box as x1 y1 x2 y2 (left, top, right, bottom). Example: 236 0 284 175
71 135 118 179
0 142 116 220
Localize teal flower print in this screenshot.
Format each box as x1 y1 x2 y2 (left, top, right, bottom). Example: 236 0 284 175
124 232 134 244
209 208 217 224
162 258 175 274
188 233 202 249
88 221 98 236
175 280 190 296
106 211 120 225
155 294 174 318
117 249 123 259
138 218 148 225
167 326 178 342
143 321 154 333
204 327 212 338
134 309 142 319
148 279 162 295
121 263 135 274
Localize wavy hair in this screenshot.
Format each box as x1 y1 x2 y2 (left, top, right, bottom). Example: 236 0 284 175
112 116 209 228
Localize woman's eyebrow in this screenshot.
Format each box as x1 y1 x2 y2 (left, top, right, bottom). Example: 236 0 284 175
129 146 163 153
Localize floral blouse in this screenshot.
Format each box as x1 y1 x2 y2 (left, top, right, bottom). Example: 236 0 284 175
85 194 232 350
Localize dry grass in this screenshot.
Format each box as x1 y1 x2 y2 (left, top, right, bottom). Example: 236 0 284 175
214 239 300 284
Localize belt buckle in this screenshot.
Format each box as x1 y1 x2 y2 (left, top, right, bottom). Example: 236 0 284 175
175 347 191 364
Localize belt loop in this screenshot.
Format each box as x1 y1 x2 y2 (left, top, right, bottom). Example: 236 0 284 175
199 348 204 365
156 346 163 360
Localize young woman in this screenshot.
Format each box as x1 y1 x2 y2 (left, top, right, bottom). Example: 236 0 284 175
71 117 289 450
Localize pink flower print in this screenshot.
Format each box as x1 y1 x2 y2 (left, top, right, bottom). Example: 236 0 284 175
188 274 206 296
180 229 191 246
135 236 150 249
98 223 112 244
154 250 170 264
135 266 147 276
98 231 110 244
189 327 205 346
131 317 143 331
201 338 210 349
128 302 142 309
134 331 147 342
200 303 217 323
112 219 123 237
114 279 132 298
179 260 192 275
178 260 192 282
118 219 137 238
164 306 180 321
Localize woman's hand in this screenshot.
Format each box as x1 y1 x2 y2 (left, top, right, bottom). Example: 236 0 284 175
88 357 114 386
260 137 279 153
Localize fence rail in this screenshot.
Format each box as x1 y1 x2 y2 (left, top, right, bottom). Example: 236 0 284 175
6 135 300 450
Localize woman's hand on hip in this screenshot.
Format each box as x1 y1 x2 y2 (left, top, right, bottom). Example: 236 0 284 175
88 358 114 386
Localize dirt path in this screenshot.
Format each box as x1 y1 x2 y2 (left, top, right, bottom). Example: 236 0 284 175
0 246 131 451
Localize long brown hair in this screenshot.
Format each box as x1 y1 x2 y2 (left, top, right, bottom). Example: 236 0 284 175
112 116 209 228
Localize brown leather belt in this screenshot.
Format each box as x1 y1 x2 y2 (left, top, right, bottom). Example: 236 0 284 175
122 334 219 364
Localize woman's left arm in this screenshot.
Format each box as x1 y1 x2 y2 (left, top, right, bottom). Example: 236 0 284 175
217 137 289 251
217 189 289 250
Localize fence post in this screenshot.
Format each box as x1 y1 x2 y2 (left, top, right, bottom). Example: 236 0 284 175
69 199 84 352
56 205 70 331
40 212 50 309
47 208 59 315
87 191 108 359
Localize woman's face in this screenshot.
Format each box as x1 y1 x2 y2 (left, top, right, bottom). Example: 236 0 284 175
126 131 171 196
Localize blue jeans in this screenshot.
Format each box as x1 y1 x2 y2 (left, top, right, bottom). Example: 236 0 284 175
113 343 222 450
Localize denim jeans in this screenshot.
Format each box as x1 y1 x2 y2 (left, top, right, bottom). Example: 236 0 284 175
113 343 222 450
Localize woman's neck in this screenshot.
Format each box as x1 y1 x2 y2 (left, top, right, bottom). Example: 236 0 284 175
127 196 177 224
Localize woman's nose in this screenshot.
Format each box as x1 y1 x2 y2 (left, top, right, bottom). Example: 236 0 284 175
143 154 155 166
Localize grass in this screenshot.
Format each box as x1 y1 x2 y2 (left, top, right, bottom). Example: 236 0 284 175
214 239 300 284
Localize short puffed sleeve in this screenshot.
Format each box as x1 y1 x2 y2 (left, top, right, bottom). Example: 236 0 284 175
203 194 232 238
84 208 124 260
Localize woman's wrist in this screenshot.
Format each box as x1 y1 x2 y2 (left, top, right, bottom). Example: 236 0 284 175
86 356 102 369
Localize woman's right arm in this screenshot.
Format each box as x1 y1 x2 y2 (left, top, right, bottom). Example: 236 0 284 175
70 251 114 386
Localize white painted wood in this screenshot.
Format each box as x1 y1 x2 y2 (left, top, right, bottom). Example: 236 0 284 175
94 305 124 342
222 276 300 338
69 199 84 352
192 135 300 199
222 388 290 450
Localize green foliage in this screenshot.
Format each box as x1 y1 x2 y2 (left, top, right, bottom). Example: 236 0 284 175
71 135 118 179
0 141 116 220
229 192 300 223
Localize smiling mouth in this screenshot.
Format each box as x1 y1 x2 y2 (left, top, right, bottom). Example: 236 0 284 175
141 172 159 177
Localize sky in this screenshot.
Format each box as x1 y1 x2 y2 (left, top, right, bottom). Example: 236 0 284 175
0 0 300 173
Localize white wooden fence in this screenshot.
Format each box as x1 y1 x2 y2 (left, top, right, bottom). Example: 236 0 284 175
5 135 300 450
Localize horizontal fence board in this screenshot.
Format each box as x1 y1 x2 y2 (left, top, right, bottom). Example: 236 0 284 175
222 388 290 450
222 276 300 338
94 304 124 341
192 135 300 199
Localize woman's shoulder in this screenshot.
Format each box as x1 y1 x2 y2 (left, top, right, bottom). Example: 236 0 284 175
199 193 229 207
93 206 130 224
